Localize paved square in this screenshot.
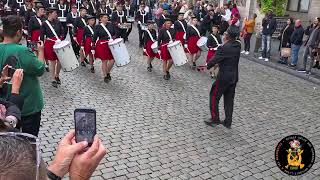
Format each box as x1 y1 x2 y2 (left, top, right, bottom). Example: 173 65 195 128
39 27 320 179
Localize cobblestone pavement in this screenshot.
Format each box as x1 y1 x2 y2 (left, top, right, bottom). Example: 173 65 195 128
38 26 320 180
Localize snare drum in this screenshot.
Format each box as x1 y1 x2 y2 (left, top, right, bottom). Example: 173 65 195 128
119 23 128 29
167 41 188 66
53 40 80 72
108 38 131 67
197 37 208 51
58 17 67 22
127 16 135 23
151 41 158 54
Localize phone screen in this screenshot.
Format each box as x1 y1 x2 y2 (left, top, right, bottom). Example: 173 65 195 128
8 66 15 78
74 109 96 146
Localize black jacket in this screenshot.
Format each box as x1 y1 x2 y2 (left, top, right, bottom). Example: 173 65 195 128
262 15 277 36
279 24 294 49
207 40 241 83
290 25 304 46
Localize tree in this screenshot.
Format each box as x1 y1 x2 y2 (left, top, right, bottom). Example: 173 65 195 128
257 0 288 16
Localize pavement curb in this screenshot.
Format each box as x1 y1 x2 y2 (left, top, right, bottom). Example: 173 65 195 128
243 54 320 86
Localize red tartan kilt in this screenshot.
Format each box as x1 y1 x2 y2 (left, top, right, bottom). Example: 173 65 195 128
30 29 41 42
206 49 216 64
175 31 185 44
187 36 200 54
143 40 157 58
76 28 84 45
95 40 114 61
44 38 58 61
84 37 92 56
160 42 171 61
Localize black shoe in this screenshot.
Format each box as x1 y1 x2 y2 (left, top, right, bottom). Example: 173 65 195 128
289 64 296 68
81 62 86 67
222 121 231 129
45 65 50 72
313 61 319 68
84 58 89 64
149 63 153 69
51 81 58 88
90 66 95 73
55 77 61 84
163 75 169 80
107 74 111 80
147 67 152 72
104 76 109 83
204 119 221 126
166 71 171 79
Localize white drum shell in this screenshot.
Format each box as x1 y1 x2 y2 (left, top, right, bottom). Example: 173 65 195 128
127 17 135 22
197 37 208 51
108 38 131 67
53 40 79 72
167 41 188 66
151 41 158 54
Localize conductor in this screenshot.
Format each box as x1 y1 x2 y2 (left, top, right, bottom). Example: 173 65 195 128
205 25 241 129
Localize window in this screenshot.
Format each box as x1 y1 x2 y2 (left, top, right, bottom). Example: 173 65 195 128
287 0 310 12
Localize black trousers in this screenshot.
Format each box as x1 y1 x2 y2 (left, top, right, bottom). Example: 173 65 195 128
118 28 128 42
244 33 252 52
137 24 144 46
17 111 42 137
209 80 236 126
126 25 132 40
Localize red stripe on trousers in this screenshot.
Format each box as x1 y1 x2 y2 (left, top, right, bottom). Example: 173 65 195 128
211 80 219 120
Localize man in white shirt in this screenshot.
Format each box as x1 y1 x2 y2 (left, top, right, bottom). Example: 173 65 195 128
221 4 231 22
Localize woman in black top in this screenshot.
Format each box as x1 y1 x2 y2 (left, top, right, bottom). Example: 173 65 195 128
278 18 294 64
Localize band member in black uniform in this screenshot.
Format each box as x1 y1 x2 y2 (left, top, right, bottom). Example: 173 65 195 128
66 4 79 56
81 15 96 72
206 25 221 64
92 13 117 83
174 12 187 50
143 20 157 72
40 7 65 88
28 5 45 54
8 0 24 13
97 1 112 18
111 3 127 42
74 7 88 66
57 0 69 36
158 12 166 30
18 0 28 17
185 16 201 68
124 0 134 41
24 2 36 23
205 25 241 129
88 0 99 16
158 18 175 80
47 0 58 8
136 3 149 47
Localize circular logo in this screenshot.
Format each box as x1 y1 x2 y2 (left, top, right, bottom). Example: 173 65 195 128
275 135 315 176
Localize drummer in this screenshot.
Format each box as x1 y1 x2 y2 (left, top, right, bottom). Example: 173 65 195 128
28 5 45 51
136 3 149 47
143 20 157 72
185 16 201 68
57 0 68 34
206 25 222 64
81 15 96 73
40 7 65 88
111 3 127 42
97 1 112 18
124 0 134 41
73 6 88 66
92 13 117 83
174 12 187 49
158 17 175 80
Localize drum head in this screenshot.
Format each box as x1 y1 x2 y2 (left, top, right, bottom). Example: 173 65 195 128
167 41 180 48
109 38 123 45
53 40 69 49
151 41 158 48
197 37 208 46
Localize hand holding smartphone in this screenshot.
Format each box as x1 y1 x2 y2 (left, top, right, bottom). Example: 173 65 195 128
74 109 96 146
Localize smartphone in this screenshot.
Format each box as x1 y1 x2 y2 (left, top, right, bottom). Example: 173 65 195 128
8 66 16 78
74 108 96 146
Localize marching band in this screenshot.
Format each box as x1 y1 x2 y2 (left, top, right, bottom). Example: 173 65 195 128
1 0 223 88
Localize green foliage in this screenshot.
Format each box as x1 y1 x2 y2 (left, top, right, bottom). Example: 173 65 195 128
257 0 288 16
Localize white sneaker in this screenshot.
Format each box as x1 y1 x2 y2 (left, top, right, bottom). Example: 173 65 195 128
241 50 246 54
264 58 269 62
259 56 264 60
245 51 250 55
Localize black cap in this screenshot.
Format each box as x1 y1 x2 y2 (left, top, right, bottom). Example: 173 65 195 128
86 15 95 20
147 20 155 24
226 25 240 38
99 13 109 18
164 17 172 22
191 16 197 19
79 6 87 10
178 12 184 15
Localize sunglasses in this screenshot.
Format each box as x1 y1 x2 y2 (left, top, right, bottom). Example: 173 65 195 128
0 132 41 180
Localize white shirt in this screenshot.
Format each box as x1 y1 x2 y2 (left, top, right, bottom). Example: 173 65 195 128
222 9 231 22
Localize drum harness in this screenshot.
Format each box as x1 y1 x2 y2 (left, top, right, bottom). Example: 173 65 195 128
100 23 113 44
177 20 186 39
210 34 221 51
45 20 60 43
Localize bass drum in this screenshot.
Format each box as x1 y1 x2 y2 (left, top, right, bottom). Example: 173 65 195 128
167 41 188 66
108 38 131 67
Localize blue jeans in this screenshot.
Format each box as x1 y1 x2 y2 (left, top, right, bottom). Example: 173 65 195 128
290 44 301 65
261 35 271 58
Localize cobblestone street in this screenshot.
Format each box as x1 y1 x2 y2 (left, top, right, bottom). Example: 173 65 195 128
38 26 320 180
